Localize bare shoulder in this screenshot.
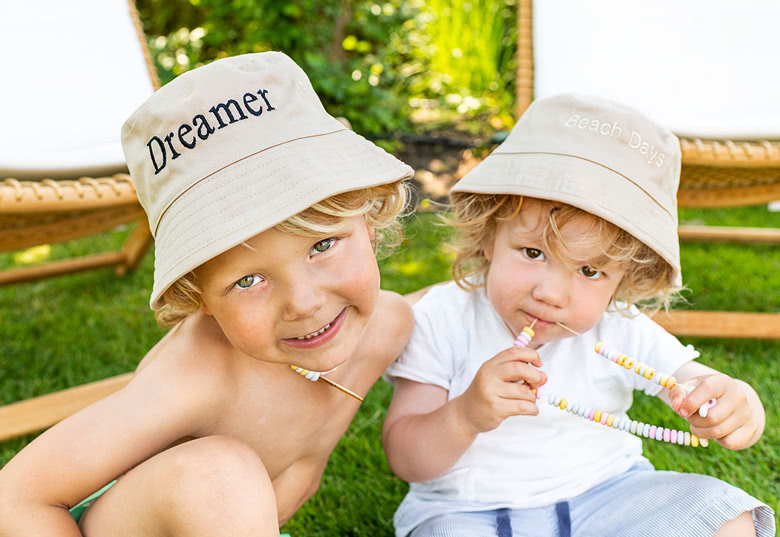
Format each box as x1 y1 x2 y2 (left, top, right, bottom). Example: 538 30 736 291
134 313 235 415
362 290 414 366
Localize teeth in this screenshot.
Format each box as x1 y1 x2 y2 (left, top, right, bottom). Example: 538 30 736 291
295 323 331 340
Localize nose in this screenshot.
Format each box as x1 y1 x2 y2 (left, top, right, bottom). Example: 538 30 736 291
530 266 570 309
281 275 327 322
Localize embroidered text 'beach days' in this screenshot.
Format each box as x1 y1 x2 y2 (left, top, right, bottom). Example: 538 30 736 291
146 89 276 174
564 114 666 168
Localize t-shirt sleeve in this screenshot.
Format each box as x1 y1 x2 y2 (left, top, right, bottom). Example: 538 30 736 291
384 287 459 391
630 311 700 396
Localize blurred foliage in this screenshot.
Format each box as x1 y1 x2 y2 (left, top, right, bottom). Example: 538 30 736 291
135 0 518 136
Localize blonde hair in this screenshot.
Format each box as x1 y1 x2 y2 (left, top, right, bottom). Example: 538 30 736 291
447 192 681 313
155 181 410 326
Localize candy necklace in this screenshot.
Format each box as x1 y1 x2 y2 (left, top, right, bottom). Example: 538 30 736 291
515 320 710 448
290 365 364 402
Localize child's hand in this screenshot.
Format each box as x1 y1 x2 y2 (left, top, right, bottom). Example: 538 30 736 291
670 373 759 450
455 346 547 434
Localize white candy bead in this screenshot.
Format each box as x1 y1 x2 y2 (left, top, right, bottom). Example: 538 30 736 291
642 424 651 437
677 430 685 445
655 427 664 441
684 432 691 446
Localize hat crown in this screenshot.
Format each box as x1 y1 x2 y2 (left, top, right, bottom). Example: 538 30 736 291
498 94 681 220
121 51 344 236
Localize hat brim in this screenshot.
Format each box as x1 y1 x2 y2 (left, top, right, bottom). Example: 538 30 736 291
150 128 413 309
451 152 681 285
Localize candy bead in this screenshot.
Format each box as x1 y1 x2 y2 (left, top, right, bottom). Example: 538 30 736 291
666 377 676 390
600 413 608 425
677 430 685 445
617 354 626 366
629 421 637 434
554 395 562 406
660 375 669 387
655 427 664 441
548 394 556 405
663 429 671 442
700 438 709 447
623 356 635 369
642 424 651 437
670 430 677 443
559 398 567 410
638 364 647 376
684 432 691 446
691 435 699 448
643 367 654 380
522 326 535 338
595 342 604 353
649 425 657 438
593 410 602 422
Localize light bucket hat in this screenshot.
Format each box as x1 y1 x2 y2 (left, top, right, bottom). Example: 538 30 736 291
451 94 682 285
121 52 413 309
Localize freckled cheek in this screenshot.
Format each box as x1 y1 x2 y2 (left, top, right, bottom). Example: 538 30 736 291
216 303 277 351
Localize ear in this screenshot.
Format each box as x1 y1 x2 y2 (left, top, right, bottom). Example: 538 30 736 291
367 224 376 241
202 303 213 316
483 237 494 262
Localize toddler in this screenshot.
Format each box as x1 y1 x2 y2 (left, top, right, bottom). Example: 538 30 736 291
0 51 414 536
382 94 773 537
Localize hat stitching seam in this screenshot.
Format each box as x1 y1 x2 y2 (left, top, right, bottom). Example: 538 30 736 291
158 157 397 268
158 141 383 257
152 128 347 235
488 151 674 220
153 163 410 301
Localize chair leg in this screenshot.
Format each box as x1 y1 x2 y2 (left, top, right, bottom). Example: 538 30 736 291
117 218 153 275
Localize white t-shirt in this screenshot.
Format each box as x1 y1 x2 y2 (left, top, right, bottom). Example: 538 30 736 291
385 282 698 536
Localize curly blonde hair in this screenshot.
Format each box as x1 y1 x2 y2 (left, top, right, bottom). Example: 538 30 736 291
446 192 681 313
155 180 410 326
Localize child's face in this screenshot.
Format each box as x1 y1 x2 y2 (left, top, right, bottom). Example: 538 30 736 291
484 199 625 349
194 216 380 371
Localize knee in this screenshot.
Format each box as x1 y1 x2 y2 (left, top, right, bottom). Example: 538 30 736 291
161 436 277 522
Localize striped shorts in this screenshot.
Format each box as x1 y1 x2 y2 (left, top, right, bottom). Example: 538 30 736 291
409 462 774 537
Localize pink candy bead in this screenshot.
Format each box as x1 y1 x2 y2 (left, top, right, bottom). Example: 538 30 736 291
588 410 595 421
649 425 657 438
664 429 671 442
670 430 677 443
600 414 608 425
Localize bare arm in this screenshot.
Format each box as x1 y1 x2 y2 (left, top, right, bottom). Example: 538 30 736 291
0 353 223 536
382 346 546 482
660 360 765 449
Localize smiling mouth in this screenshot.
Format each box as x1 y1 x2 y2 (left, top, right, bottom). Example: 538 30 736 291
294 322 332 340
282 308 348 349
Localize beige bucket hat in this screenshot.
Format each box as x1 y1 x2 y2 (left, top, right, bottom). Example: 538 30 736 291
121 52 413 309
451 93 682 284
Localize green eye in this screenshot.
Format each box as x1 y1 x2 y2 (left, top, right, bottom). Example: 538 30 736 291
311 238 336 255
235 275 261 289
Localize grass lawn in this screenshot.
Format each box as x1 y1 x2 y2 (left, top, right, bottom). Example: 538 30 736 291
1 205 777 534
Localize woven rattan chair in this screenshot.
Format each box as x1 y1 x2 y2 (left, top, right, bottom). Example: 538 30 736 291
0 0 157 441
515 0 780 339
0 0 159 287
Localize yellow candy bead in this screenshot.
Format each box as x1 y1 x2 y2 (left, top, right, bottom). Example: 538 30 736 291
691 435 699 447
643 367 654 380
595 342 604 353
559 398 567 410
617 354 626 366
593 410 602 422
666 377 677 390
634 362 643 374
606 415 614 427
660 375 669 387
623 357 635 369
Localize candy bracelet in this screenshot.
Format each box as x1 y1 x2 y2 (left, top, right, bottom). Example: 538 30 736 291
290 365 364 402
514 321 710 448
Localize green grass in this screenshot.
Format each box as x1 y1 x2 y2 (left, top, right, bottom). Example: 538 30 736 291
1 206 778 534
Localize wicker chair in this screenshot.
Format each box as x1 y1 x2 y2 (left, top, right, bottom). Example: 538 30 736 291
0 0 159 287
515 0 780 339
0 0 156 441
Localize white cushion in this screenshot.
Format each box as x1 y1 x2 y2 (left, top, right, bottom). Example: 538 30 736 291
0 0 155 179
533 0 780 140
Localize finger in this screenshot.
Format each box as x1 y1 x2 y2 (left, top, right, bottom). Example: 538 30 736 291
689 409 743 440
502 398 540 418
669 380 696 412
677 379 725 418
497 381 539 402
500 346 543 368
714 422 759 451
500 360 546 387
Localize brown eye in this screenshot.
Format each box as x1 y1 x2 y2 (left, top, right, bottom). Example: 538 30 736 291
523 247 545 260
580 266 601 279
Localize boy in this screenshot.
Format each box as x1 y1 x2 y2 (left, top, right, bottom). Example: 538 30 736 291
0 51 414 536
